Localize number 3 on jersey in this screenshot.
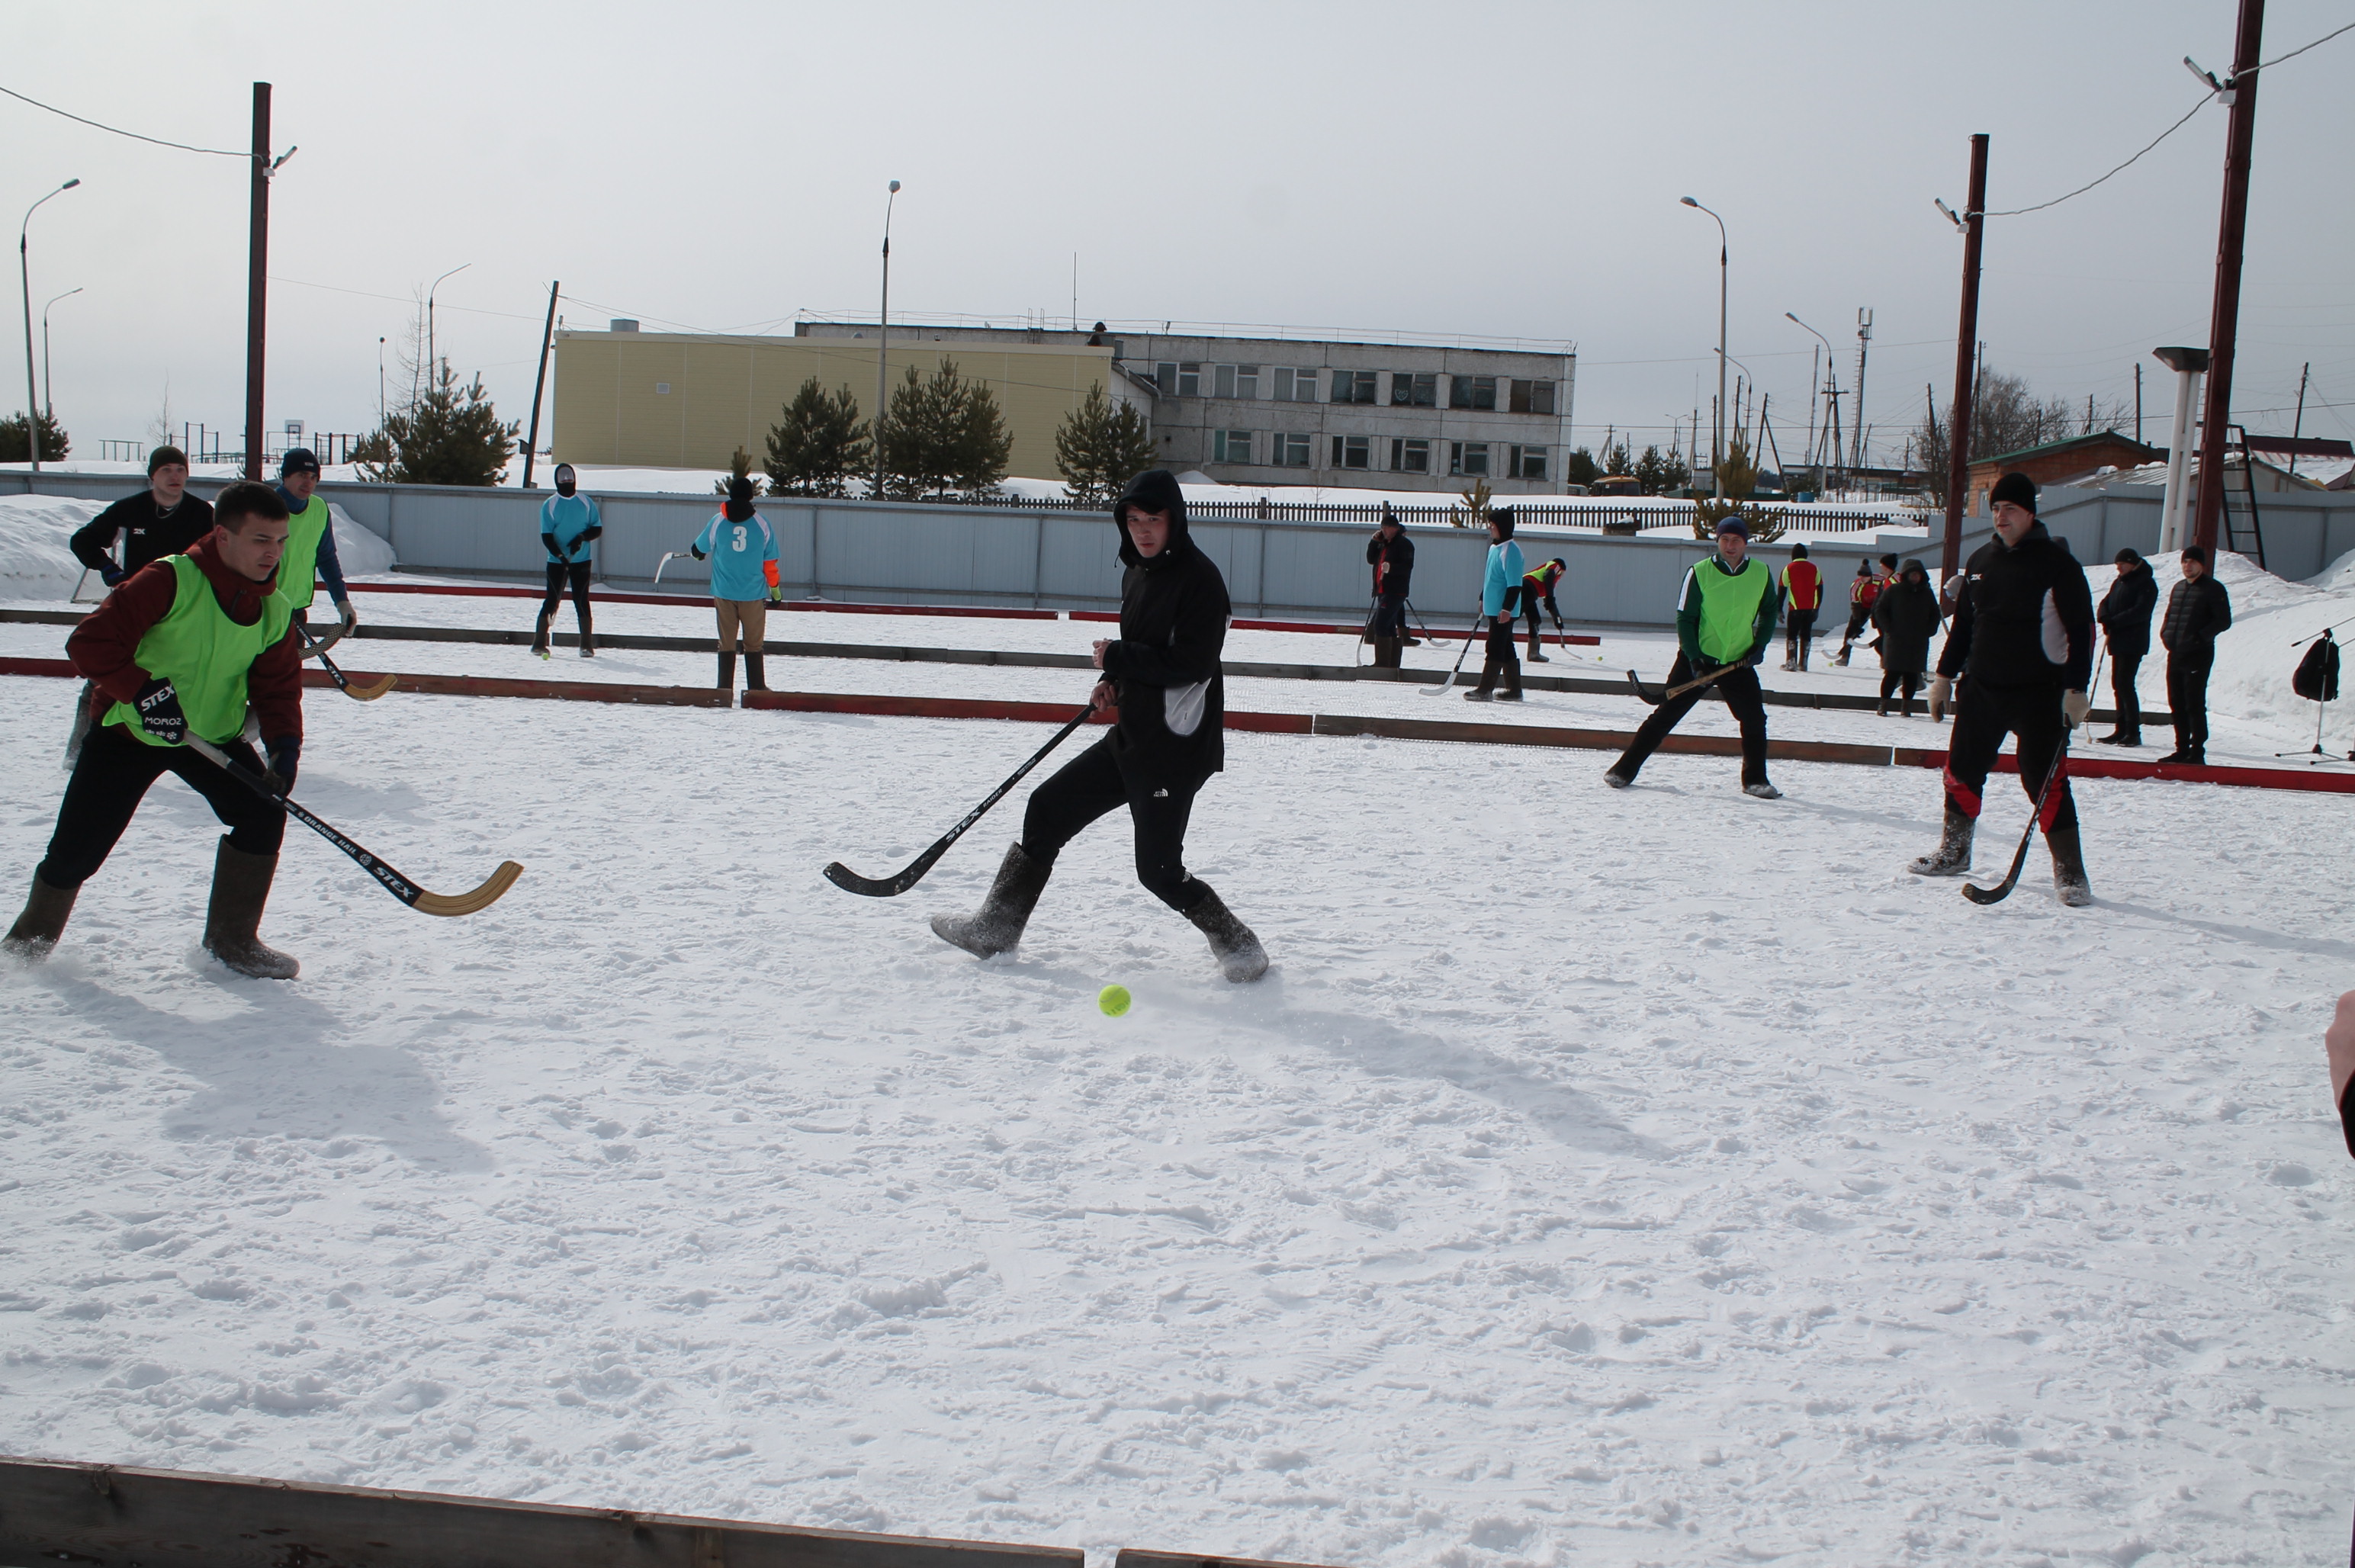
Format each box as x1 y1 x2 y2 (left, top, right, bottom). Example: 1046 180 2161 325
731 525 748 552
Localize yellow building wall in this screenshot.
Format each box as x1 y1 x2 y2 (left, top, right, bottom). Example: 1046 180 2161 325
552 331 1116 480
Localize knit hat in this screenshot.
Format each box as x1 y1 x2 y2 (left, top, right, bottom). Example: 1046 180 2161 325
1489 506 1516 538
147 445 188 475
1790 541 1809 558
280 447 320 477
1715 514 1749 539
1989 471 2038 513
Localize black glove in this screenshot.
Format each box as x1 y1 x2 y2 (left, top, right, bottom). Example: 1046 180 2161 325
542 533 563 561
265 736 300 791
100 564 125 586
1688 653 1722 676
689 545 708 561
133 678 187 745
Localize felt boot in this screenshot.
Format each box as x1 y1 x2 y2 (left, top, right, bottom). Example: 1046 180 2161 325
2 872 77 962
1184 884 1268 982
201 839 299 980
930 842 1052 959
2048 824 2093 908
1907 807 1974 877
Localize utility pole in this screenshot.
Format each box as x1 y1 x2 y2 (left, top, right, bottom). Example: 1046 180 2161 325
1851 307 1872 470
522 281 560 490
2287 360 2310 480
1941 133 1990 581
2191 0 2264 557
2134 362 2143 444
243 83 270 480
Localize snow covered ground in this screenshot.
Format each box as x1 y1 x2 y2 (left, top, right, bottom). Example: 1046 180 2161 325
5 494 2355 1565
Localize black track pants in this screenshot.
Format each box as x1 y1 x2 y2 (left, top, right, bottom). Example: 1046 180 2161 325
1021 736 1208 913
536 562 593 646
1370 596 1407 639
1785 608 1817 660
1612 655 1770 787
1942 679 2077 834
36 721 284 889
2166 657 2210 750
2109 647 2145 733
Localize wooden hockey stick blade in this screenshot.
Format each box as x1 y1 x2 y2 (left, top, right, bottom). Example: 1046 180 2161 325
413 859 525 917
338 672 397 701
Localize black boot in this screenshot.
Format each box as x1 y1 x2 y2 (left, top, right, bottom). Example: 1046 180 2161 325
202 838 298 980
717 651 737 689
1184 883 1268 982
531 611 554 659
2096 729 2140 747
2 871 77 962
2048 824 2092 908
1496 657 1524 700
744 653 769 692
930 842 1052 959
1526 631 1549 662
1908 807 1974 876
1463 653 1501 701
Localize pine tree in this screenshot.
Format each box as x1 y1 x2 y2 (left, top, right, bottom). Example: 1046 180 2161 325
715 445 763 496
1634 444 1669 495
355 365 516 485
1604 440 1634 477
0 410 69 464
1563 446 1600 487
764 377 870 496
1052 381 1157 504
1692 432 1784 541
878 358 1013 500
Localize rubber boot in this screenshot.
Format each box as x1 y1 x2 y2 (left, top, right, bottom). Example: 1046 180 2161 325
1798 641 1810 672
1463 653 1501 702
744 653 769 692
1374 637 1400 669
2048 824 2093 908
930 842 1052 959
1496 657 1524 701
202 839 299 980
1907 807 1974 877
578 609 596 659
532 611 554 659
1831 644 1851 667
2 872 78 962
1184 883 1268 982
1526 628 1549 663
717 651 737 689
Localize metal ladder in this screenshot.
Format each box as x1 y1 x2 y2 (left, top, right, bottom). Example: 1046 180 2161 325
2222 423 2267 570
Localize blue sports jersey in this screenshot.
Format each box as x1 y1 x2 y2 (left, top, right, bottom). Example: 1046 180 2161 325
540 494 601 563
694 510 780 600
1481 538 1526 619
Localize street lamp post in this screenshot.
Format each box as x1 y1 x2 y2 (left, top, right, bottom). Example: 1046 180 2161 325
19 178 80 476
1785 312 1835 494
874 178 900 501
40 286 82 417
1681 196 1728 498
426 262 471 399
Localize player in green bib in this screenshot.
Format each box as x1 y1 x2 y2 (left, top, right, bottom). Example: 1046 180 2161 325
1605 514 1785 798
4 482 310 978
274 447 357 639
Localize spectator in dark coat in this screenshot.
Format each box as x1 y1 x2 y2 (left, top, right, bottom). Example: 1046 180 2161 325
2158 546 2232 765
1364 509 1416 667
2096 548 2157 747
1869 557 1941 716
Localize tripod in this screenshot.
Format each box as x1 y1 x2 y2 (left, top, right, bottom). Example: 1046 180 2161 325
2277 628 2349 765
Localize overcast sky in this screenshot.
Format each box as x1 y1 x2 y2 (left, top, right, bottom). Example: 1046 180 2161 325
11 0 2353 474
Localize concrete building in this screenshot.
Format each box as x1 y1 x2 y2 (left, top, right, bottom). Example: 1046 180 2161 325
795 321 1577 496
551 321 1113 479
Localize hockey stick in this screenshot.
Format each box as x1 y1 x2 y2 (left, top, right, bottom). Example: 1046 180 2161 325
1960 734 2071 906
1626 662 1737 707
1419 615 1487 696
1961 651 2100 907
823 701 1097 898
654 551 687 583
182 734 523 917
297 623 394 701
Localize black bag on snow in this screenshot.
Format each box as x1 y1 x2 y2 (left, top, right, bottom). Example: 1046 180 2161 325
2292 632 2341 702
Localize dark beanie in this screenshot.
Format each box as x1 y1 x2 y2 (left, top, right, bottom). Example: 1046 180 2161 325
1490 506 1516 538
724 474 757 520
1791 541 1810 559
1989 471 2038 513
147 445 188 475
281 446 320 477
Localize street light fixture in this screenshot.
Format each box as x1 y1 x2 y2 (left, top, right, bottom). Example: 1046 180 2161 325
40 286 82 418
426 262 471 400
874 178 900 501
1681 196 1728 498
19 177 80 476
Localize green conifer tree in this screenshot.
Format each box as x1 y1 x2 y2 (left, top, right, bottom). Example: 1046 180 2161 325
355 365 516 485
1052 382 1157 503
763 378 871 496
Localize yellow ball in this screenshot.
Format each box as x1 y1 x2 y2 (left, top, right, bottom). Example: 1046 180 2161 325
1098 984 1132 1017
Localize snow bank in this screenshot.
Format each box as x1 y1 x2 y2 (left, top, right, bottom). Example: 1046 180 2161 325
0 493 394 601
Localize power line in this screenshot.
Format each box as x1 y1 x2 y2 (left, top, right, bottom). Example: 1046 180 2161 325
2251 18 2355 72
1983 96 2209 217
0 82 245 157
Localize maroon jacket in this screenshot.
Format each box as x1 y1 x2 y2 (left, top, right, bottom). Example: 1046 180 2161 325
67 532 304 742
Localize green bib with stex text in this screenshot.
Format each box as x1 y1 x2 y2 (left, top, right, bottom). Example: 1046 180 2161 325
275 493 331 612
106 554 293 747
1692 556 1771 664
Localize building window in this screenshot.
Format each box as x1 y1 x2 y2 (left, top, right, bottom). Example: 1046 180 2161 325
1508 379 1557 415
1510 445 1548 480
1449 441 1490 477
1270 432 1312 468
655 382 672 395
1331 434 1370 469
1212 429 1253 464
1272 367 1319 402
1391 371 1438 407
1392 437 1430 473
1155 362 1177 395
1178 362 1201 397
1451 375 1497 411
1329 370 1378 405
1213 364 1262 400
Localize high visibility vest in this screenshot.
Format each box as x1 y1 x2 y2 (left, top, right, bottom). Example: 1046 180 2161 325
275 493 332 612
1690 557 1772 664
106 554 292 747
1782 559 1822 611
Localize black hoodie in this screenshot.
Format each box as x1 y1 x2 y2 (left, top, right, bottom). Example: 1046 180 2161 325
1101 470 1229 789
1936 520 2093 690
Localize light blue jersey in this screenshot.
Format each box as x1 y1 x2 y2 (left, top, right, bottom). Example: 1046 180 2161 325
1481 538 1526 619
694 510 781 601
540 493 601 563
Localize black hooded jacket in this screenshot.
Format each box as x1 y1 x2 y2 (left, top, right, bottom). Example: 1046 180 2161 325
2096 563 2158 656
1870 561 1941 674
1936 520 2094 690
1100 470 1229 789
